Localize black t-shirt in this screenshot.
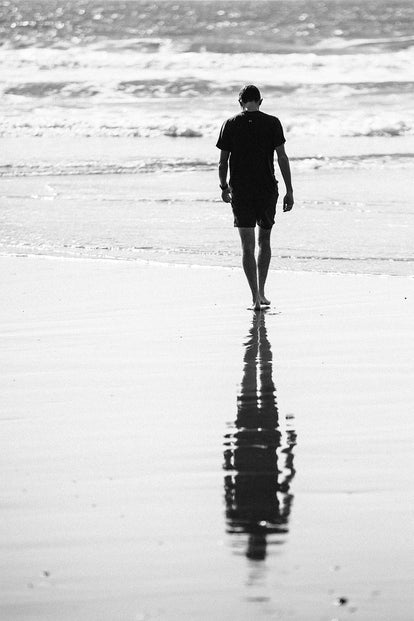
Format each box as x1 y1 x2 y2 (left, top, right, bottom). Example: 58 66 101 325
216 111 285 193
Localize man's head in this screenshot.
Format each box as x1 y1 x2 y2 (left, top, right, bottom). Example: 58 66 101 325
238 85 262 110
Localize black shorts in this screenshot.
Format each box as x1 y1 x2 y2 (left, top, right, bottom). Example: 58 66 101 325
231 190 278 229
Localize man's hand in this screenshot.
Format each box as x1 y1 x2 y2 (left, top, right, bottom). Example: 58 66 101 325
221 188 232 203
283 191 294 212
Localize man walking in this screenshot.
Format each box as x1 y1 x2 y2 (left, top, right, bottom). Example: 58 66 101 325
216 85 293 310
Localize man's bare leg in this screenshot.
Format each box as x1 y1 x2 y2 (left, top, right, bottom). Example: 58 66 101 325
238 227 261 310
258 226 272 305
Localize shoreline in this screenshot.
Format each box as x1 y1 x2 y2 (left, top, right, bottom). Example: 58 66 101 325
2 250 414 281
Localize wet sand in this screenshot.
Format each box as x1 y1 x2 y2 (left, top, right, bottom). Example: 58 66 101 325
1 255 414 620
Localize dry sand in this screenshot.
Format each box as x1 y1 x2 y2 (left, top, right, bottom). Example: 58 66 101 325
1 255 413 620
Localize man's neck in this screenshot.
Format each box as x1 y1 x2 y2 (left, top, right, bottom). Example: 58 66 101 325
242 103 260 112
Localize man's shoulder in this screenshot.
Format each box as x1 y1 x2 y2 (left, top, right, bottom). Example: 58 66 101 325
259 111 281 124
222 112 244 125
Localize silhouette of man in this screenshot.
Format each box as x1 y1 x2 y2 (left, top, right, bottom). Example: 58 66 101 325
223 312 296 560
217 85 294 310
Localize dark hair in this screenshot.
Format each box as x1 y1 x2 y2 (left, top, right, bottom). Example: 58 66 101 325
238 84 261 104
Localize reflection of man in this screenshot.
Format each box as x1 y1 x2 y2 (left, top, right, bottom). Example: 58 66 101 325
217 84 294 310
223 312 296 561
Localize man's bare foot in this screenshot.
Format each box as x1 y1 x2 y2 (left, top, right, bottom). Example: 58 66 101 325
248 298 262 311
259 295 271 306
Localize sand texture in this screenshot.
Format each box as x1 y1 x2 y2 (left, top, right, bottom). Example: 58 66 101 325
1 255 413 620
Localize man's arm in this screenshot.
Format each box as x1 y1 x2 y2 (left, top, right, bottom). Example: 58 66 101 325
218 150 231 203
276 144 294 212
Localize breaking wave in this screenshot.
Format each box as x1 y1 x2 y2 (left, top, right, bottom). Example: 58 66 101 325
5 79 414 101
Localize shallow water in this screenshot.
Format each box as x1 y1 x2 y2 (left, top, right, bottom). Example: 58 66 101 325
1 0 414 277
1 140 413 277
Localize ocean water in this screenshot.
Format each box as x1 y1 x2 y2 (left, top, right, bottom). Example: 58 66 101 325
1 0 414 275
1 0 414 140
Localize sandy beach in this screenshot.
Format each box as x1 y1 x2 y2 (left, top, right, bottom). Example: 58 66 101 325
2 0 414 616
1 255 413 620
